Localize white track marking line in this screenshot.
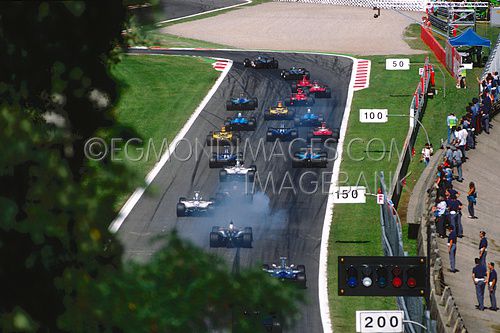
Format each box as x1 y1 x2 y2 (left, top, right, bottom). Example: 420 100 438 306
124 47 360 333
108 57 233 233
156 0 252 25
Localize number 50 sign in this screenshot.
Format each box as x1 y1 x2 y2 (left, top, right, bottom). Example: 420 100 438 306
356 310 404 333
385 58 410 70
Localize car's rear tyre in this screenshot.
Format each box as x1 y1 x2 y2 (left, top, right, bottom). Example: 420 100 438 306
226 101 233 110
291 83 298 93
244 227 253 235
248 120 256 130
296 272 307 288
176 203 186 217
209 157 218 168
253 98 258 109
242 233 252 248
297 265 306 273
291 129 298 138
262 264 270 270
266 131 274 142
324 88 332 98
212 226 219 232
206 135 213 146
272 60 279 69
243 58 250 67
247 170 255 183
207 204 215 215
179 197 186 202
238 152 244 159
219 170 228 182
209 232 221 248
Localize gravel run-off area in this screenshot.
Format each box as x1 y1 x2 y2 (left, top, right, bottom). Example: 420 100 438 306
162 2 426 55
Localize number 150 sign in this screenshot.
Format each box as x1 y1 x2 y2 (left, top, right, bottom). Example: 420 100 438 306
333 186 366 203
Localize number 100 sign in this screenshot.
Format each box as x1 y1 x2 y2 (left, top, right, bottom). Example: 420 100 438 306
333 186 366 203
356 310 403 333
360 109 388 123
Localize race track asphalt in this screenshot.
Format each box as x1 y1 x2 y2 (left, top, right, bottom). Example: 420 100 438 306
119 49 353 333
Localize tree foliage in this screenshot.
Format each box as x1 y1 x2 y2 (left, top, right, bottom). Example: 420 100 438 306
0 2 302 332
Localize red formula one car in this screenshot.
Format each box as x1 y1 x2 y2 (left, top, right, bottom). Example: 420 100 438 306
291 75 332 98
284 88 314 107
307 122 339 142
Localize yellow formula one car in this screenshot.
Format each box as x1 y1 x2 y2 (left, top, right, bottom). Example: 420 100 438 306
263 101 295 120
206 126 240 146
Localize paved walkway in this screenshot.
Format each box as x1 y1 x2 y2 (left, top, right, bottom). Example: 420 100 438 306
438 118 500 333
163 2 425 55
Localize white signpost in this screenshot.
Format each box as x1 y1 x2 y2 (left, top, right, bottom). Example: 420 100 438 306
356 310 404 333
333 186 366 203
360 109 388 123
385 58 410 70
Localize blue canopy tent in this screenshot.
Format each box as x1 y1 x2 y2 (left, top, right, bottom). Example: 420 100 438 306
448 28 491 48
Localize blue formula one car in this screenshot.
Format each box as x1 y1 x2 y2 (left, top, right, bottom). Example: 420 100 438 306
226 93 258 111
262 257 307 288
208 146 243 168
280 67 310 80
224 113 257 131
266 122 298 142
291 146 327 168
294 108 324 127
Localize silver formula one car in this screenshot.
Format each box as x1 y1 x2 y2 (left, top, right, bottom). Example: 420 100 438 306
219 160 257 182
209 221 253 248
176 191 215 217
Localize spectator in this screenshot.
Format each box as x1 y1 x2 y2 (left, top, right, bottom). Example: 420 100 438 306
473 257 487 311
487 262 498 311
448 225 458 273
433 196 447 238
467 182 477 219
421 143 432 166
451 145 463 182
457 126 468 159
479 231 488 267
481 110 490 134
446 113 458 143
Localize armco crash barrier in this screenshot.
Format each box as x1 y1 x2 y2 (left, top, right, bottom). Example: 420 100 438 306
273 0 427 11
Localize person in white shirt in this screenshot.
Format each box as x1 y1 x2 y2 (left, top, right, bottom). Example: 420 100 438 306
421 143 432 166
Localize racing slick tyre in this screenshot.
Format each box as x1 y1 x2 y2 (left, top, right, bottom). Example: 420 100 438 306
179 197 186 202
243 58 251 67
266 131 274 142
319 152 327 158
242 233 252 248
226 101 233 110
248 119 256 130
297 265 306 273
291 160 302 168
249 164 257 172
247 170 255 183
209 157 219 168
206 134 214 146
264 110 272 120
271 60 279 69
176 203 186 217
207 204 215 215
219 169 228 182
319 157 328 168
210 232 221 248
296 273 307 288
272 321 282 333
212 226 220 232
244 227 253 236
238 152 244 160
291 83 298 93
262 264 270 270
324 88 332 98
251 98 258 109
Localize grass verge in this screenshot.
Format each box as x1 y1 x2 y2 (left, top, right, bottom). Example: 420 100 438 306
110 54 219 195
327 54 427 331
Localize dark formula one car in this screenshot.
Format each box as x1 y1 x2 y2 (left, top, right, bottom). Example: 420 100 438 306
238 311 282 333
291 75 332 98
219 160 257 182
224 112 257 131
263 100 295 120
226 93 258 111
281 67 310 80
209 221 253 248
262 257 307 288
266 123 298 142
177 191 215 217
294 108 324 127
243 55 279 69
215 182 254 204
291 146 327 168
209 146 243 168
307 122 339 142
284 88 314 107
206 126 240 146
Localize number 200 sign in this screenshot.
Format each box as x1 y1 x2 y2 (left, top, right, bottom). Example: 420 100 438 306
385 58 410 70
356 311 404 333
333 186 366 203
